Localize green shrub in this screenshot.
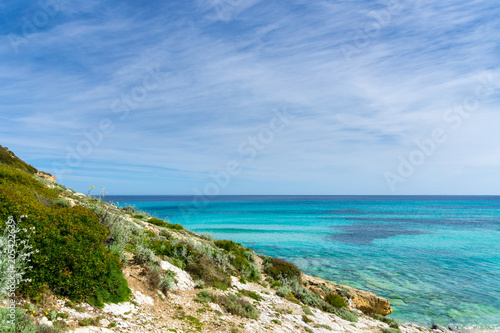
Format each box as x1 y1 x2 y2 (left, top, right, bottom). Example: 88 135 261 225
0 145 38 174
218 293 260 319
160 270 177 294
369 313 399 329
276 285 292 298
302 314 313 323
194 290 216 303
339 287 352 299
263 257 301 281
53 199 68 207
325 293 347 308
270 281 283 288
0 307 36 333
302 306 314 316
148 217 168 228
335 308 358 322
166 223 184 231
0 163 130 305
194 279 205 289
134 245 157 265
214 240 240 252
185 255 230 289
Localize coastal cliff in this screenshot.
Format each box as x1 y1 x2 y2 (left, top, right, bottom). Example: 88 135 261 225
0 145 465 333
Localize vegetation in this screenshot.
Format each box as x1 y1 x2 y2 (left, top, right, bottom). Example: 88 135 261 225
218 293 260 319
262 257 301 281
369 313 399 329
325 293 347 308
0 153 130 306
194 290 216 303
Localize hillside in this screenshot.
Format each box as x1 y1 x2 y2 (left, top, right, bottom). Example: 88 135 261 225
0 145 455 333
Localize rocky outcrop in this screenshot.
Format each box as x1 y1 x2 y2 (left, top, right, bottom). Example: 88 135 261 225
302 274 393 316
36 171 56 182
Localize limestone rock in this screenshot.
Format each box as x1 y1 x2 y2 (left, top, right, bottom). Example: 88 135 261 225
36 171 56 182
302 273 393 315
160 260 195 290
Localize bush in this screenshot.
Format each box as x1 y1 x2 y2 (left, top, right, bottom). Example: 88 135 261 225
218 293 260 319
134 245 157 265
335 308 358 322
53 199 68 207
369 313 399 329
146 266 161 290
148 217 168 228
185 255 230 289
194 290 216 303
160 270 176 293
263 257 301 281
276 285 292 298
0 162 130 305
302 306 314 316
302 314 313 323
0 307 36 333
325 293 347 308
166 223 184 231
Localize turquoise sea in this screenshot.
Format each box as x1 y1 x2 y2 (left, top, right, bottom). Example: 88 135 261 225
109 195 500 329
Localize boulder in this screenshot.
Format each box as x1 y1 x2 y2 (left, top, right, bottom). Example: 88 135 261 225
302 274 393 316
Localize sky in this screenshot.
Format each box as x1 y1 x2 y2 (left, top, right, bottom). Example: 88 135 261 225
1 0 500 195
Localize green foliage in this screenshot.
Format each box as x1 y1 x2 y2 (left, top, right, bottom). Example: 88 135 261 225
0 161 130 305
239 290 262 301
53 199 68 207
334 308 358 322
338 287 352 299
305 328 314 333
166 223 184 231
194 279 205 289
0 307 36 333
302 306 314 316
0 145 38 174
194 290 216 303
382 329 401 333
218 293 260 319
263 257 301 281
160 270 177 294
87 259 131 308
325 293 347 308
369 313 399 329
148 217 168 228
302 314 313 323
270 281 282 288
134 245 157 265
213 240 261 282
276 285 292 298
185 254 230 289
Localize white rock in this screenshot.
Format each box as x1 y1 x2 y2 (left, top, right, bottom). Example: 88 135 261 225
102 302 137 318
99 318 110 327
39 316 53 327
160 260 195 291
133 290 154 306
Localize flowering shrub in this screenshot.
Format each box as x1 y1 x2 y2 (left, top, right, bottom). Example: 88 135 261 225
0 216 36 301
0 164 130 305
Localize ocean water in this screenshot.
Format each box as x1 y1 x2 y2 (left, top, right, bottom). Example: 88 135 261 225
108 195 500 329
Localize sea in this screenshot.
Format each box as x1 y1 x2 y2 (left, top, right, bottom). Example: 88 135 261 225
107 195 500 329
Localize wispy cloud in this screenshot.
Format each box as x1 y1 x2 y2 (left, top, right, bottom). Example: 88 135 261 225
1 0 499 194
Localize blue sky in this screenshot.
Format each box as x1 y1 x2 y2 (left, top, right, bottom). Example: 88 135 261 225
1 0 499 195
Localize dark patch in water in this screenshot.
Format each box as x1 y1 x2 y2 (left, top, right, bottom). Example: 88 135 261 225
326 223 423 245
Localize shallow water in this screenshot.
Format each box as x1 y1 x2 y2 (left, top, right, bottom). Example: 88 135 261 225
109 195 500 328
